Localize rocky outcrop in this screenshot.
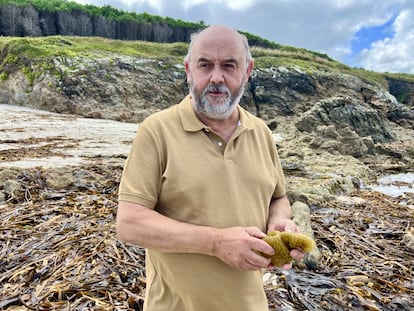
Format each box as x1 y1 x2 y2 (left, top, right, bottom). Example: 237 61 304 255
0 55 188 122
1 54 413 145
386 77 414 106
1 51 414 202
295 96 395 157
1 51 414 206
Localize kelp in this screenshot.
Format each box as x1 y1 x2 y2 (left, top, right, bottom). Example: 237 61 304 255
0 165 145 310
1 165 413 310
265 190 414 310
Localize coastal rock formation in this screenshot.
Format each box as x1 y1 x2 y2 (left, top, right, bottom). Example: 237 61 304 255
1 50 413 204
386 77 414 106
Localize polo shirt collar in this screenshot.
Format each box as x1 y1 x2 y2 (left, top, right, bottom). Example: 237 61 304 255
178 94 256 132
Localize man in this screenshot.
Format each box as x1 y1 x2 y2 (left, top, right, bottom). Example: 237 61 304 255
116 25 303 311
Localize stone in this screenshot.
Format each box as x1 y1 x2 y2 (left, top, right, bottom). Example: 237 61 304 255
45 171 76 189
3 179 22 199
291 201 322 270
402 228 414 250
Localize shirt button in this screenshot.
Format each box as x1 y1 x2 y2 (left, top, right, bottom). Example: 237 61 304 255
204 128 210 132
217 141 223 147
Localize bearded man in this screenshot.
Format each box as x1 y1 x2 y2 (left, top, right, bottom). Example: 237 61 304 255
116 25 303 311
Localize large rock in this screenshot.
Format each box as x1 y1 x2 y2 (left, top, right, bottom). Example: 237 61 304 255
386 77 414 106
295 96 395 144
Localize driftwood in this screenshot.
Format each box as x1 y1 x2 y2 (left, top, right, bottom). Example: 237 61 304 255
1 165 413 310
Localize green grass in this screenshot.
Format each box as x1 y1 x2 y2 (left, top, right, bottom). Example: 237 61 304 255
0 36 413 87
0 36 188 60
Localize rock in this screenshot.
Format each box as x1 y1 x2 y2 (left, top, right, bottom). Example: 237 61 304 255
0 191 6 204
3 179 22 200
45 170 76 189
0 168 19 181
402 228 414 250
1 44 413 206
310 125 374 157
386 77 414 106
296 96 395 144
291 201 322 270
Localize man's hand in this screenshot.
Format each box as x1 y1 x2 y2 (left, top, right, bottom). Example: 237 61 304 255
267 218 305 269
268 217 299 233
266 196 305 269
212 226 275 271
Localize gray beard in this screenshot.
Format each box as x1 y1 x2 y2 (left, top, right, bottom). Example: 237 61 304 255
190 83 245 120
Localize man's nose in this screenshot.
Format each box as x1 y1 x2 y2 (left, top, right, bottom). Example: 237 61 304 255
209 66 225 84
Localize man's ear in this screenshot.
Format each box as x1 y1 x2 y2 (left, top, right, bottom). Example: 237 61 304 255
185 61 192 83
246 60 254 78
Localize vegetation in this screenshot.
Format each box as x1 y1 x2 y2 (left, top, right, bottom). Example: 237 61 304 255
1 35 412 90
0 0 413 88
0 36 188 60
0 0 338 61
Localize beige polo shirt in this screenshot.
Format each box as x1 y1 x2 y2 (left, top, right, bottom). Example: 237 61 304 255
119 95 286 311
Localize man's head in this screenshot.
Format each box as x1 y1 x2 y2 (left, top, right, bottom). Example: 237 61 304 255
184 25 254 120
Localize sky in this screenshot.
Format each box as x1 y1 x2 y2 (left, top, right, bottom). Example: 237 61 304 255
73 0 414 74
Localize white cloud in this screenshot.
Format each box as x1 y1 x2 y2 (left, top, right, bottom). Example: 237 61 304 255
225 0 255 10
71 0 413 73
357 8 414 73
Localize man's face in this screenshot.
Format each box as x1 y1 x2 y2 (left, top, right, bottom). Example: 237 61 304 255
188 77 246 120
185 27 253 120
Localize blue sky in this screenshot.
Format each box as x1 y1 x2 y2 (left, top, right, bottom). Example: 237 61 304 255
351 17 396 54
346 15 397 67
74 0 414 74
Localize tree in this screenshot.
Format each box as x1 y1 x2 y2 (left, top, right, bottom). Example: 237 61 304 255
0 3 22 36
21 5 42 36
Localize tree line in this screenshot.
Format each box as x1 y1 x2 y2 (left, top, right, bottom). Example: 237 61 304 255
0 0 335 60
0 0 206 43
0 0 287 49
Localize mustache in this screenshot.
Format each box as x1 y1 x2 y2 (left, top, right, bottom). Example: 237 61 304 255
203 84 231 94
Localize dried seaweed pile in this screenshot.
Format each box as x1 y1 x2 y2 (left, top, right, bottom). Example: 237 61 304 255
1 164 413 310
0 165 146 310
266 190 414 310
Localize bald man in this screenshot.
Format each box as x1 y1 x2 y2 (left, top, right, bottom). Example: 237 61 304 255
116 25 303 311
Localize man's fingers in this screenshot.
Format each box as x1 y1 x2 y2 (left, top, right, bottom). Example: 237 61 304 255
290 248 304 259
245 226 266 238
246 252 272 269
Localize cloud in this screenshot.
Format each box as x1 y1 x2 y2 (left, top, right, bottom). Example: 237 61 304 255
71 0 412 73
154 0 405 62
357 8 414 73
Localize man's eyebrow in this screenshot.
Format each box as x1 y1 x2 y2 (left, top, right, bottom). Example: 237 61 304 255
196 57 239 64
197 57 211 63
223 58 238 64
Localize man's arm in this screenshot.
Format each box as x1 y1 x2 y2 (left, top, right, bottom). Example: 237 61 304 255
267 195 304 268
116 200 275 271
267 195 297 232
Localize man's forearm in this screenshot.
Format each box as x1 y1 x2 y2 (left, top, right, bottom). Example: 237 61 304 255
116 200 276 270
268 195 292 221
116 200 217 255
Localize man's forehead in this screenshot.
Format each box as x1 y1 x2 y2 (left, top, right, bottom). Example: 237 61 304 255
192 39 245 62
195 29 243 47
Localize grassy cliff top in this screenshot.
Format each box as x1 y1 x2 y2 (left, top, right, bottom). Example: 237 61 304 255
1 36 413 86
